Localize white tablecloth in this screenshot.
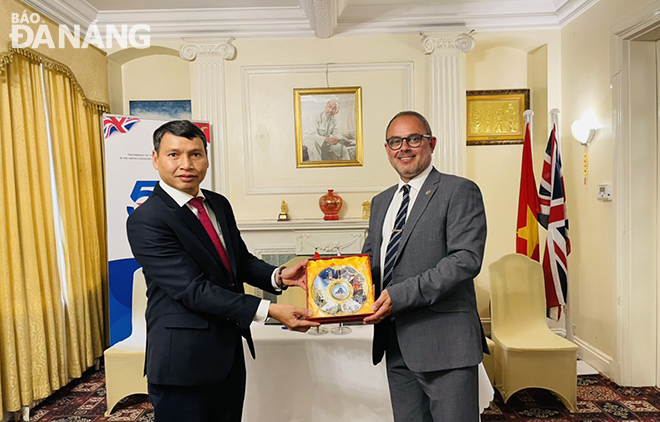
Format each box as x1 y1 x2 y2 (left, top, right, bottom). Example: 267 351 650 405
243 324 493 422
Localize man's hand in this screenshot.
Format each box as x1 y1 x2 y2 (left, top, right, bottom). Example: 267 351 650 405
363 289 392 324
281 259 309 289
324 137 340 145
268 303 320 332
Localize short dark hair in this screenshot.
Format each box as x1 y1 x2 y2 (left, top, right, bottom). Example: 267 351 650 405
153 120 207 153
385 111 433 137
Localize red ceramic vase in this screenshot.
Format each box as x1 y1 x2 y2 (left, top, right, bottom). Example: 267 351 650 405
319 189 343 220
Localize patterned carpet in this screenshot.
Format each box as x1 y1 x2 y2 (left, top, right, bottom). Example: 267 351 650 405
26 367 660 421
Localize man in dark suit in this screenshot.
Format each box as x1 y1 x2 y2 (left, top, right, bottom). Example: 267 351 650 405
362 111 488 421
126 120 318 422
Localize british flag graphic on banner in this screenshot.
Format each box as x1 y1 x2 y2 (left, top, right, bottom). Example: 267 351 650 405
538 119 571 321
103 116 140 139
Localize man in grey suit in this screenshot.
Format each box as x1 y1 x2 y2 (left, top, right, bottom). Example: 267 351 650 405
362 111 488 421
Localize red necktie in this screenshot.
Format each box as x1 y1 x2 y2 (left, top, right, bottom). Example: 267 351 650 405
189 197 233 277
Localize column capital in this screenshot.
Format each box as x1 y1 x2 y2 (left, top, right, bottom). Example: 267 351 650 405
421 33 476 55
179 38 237 61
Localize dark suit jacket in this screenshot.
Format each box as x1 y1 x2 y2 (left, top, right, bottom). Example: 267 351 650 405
362 168 488 373
126 183 277 386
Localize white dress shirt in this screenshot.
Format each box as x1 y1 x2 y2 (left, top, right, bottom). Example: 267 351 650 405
379 164 434 284
159 182 276 323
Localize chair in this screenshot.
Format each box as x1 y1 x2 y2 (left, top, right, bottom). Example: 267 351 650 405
104 268 148 415
489 254 577 412
482 337 496 385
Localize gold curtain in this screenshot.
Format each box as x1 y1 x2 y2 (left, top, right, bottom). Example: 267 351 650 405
0 48 108 414
0 54 67 415
43 66 107 379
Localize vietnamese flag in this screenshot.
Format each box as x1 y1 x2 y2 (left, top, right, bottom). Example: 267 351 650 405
516 123 541 261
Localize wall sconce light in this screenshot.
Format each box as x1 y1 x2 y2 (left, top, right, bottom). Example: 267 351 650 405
571 110 600 145
571 110 600 185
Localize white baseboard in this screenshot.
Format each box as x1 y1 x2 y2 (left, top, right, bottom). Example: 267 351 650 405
547 329 613 377
551 328 567 337
573 335 613 377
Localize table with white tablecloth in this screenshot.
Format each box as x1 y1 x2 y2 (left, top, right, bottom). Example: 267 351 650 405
243 324 493 422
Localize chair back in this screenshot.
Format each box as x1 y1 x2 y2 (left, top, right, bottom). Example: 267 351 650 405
489 254 548 334
130 268 148 336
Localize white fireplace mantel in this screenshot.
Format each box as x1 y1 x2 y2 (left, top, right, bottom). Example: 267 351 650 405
238 219 369 257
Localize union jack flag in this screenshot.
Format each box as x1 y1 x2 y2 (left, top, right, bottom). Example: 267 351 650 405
538 122 570 321
103 116 140 139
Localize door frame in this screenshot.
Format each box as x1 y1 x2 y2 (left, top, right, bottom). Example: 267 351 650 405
611 1 660 386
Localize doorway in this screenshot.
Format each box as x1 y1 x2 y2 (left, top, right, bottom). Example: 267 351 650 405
611 3 660 387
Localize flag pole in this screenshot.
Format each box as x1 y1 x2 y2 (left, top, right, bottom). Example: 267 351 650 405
524 109 534 157
550 108 560 151
548 108 574 342
523 109 534 133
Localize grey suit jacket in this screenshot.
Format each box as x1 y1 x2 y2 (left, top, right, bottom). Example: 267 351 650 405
362 167 488 372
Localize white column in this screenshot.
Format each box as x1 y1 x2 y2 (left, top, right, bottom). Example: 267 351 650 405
180 38 236 195
421 33 475 176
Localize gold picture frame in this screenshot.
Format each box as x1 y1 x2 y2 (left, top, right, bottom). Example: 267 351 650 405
466 89 530 145
294 87 363 168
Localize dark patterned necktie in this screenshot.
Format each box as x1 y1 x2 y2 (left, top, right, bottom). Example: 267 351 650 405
383 185 410 288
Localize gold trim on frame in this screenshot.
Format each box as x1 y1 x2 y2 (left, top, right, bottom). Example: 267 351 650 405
294 86 363 168
466 89 530 145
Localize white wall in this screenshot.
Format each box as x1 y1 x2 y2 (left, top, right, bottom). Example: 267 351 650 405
121 55 190 115
465 35 559 321
110 33 566 323
225 36 426 221
560 0 657 377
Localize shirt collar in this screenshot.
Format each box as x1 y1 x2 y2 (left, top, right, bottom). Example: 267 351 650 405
159 181 206 208
398 163 433 193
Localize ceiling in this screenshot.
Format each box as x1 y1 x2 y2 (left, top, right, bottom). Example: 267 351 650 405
22 0 599 40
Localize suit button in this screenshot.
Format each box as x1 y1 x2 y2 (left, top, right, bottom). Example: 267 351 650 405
228 282 235 288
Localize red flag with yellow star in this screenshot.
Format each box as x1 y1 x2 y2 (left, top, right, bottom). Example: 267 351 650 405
516 123 541 260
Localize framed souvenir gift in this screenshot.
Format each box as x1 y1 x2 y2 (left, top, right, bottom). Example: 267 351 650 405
306 254 375 323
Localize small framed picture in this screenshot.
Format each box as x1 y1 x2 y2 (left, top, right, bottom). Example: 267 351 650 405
306 254 374 324
466 89 530 145
294 87 363 168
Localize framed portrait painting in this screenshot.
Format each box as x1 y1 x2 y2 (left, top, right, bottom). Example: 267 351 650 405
294 86 363 168
466 89 530 145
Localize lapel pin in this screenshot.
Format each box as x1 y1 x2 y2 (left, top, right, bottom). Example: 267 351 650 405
425 190 431 195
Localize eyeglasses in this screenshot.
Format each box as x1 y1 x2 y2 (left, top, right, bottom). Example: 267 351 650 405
385 134 432 151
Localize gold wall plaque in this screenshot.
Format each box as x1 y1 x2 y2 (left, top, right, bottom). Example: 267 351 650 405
466 89 530 145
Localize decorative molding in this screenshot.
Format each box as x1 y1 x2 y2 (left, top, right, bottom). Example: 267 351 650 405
253 247 296 259
241 62 414 195
179 41 236 62
238 219 369 232
573 336 613 376
295 232 364 254
182 38 236 195
21 0 97 33
237 221 368 260
421 34 476 54
557 0 601 27
422 33 474 176
23 0 599 40
95 7 314 40
303 0 342 39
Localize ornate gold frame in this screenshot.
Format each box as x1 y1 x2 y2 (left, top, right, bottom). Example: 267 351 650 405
466 89 530 145
294 86 363 168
